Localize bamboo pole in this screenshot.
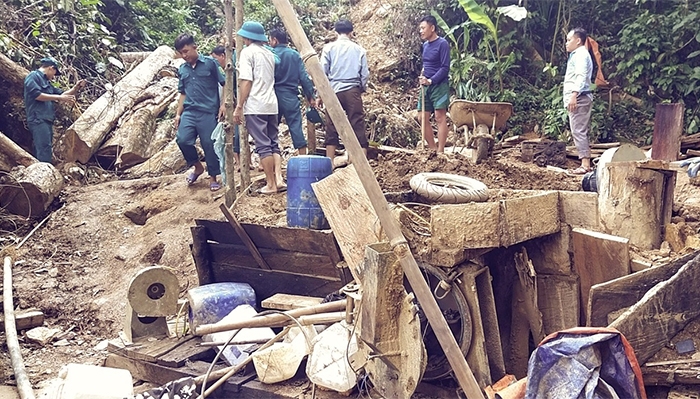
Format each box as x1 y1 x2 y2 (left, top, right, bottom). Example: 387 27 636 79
223 0 237 206
270 1 484 397
4 257 36 399
235 0 252 192
195 299 347 335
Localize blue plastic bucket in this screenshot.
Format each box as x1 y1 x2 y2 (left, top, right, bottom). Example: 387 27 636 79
286 155 332 230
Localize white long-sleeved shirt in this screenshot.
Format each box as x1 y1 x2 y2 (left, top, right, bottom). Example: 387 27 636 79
321 35 369 94
563 46 593 106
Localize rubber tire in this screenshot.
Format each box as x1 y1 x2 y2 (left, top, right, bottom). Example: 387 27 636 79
475 137 490 164
409 172 489 203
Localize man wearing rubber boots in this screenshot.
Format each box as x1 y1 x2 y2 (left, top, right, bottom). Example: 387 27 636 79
174 33 226 191
418 15 450 153
564 28 594 175
269 29 316 156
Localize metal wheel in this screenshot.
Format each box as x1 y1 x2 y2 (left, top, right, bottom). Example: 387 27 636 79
404 263 472 381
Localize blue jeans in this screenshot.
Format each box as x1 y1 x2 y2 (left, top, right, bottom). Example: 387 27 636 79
28 120 53 163
277 91 306 149
176 110 220 176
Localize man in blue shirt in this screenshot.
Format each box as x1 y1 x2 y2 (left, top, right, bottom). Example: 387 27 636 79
320 19 369 164
270 29 316 156
23 57 85 163
174 33 226 191
418 15 451 153
563 28 594 175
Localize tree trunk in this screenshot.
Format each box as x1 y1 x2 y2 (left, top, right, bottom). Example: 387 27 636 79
0 131 38 172
146 114 177 158
125 139 197 178
0 162 64 217
235 0 251 192
120 52 152 65
64 46 175 164
223 0 237 205
94 77 178 168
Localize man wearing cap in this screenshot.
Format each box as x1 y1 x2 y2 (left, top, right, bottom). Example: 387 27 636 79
233 21 284 195
23 57 85 163
269 28 316 156
418 15 450 153
319 19 369 164
174 33 226 191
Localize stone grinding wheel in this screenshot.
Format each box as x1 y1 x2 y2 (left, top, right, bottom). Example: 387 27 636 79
127 266 179 317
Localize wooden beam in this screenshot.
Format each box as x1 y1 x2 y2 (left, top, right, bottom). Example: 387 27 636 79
609 254 700 364
191 226 214 286
0 309 44 331
587 251 698 327
651 103 683 161
223 0 237 205
220 204 271 270
572 228 630 322
272 1 484 395
261 293 323 310
235 0 251 193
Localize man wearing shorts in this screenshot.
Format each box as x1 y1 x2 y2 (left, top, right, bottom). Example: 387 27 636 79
319 19 369 163
418 15 451 153
233 21 284 194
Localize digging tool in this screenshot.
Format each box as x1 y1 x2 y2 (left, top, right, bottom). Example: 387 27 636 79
271 1 485 398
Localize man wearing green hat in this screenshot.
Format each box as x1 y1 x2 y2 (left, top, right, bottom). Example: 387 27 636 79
269 28 316 156
234 21 284 195
174 33 226 191
23 57 85 163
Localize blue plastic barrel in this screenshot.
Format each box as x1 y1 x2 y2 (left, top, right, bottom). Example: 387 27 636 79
187 282 256 332
286 155 333 230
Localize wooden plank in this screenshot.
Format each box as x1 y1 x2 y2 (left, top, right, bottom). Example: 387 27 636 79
591 142 621 149
430 202 501 250
651 103 683 161
587 251 698 327
107 336 194 363
500 191 560 247
536 274 579 334
195 219 341 262
558 191 599 229
157 336 215 368
220 204 272 270
513 248 545 343
191 225 214 285
609 254 700 364
261 293 323 310
572 228 630 322
311 165 383 280
641 366 700 386
0 309 44 331
207 242 338 278
210 263 343 305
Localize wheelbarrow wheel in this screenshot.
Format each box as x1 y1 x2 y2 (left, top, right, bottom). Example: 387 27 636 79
475 137 490 164
410 172 489 203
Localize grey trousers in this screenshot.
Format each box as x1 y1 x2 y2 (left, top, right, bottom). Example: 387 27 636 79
568 94 593 159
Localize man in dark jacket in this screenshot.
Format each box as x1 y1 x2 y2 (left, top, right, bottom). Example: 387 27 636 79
23 57 85 162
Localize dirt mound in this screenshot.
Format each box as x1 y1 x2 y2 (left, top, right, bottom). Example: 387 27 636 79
373 150 582 193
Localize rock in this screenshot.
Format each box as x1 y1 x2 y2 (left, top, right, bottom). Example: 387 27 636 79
48 267 59 278
659 241 672 257
93 339 109 351
124 205 148 225
26 327 61 346
53 339 70 347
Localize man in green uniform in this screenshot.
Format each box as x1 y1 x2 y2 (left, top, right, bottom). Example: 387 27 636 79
23 57 85 163
269 29 316 155
174 33 226 191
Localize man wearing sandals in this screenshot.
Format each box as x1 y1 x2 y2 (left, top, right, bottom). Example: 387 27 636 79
174 33 226 191
233 21 285 195
564 28 594 175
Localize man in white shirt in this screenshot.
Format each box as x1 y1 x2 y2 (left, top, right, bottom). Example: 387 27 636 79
233 21 284 194
319 19 369 163
564 28 594 175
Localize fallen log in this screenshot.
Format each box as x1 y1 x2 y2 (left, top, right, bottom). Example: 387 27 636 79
64 46 175 163
124 139 192 177
0 162 64 217
0 132 38 172
95 76 178 168
120 52 152 65
146 104 178 158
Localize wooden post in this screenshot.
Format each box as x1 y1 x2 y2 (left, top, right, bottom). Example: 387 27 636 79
651 103 683 161
219 204 271 270
235 0 252 192
4 257 36 399
306 121 316 155
222 0 237 206
270 1 484 397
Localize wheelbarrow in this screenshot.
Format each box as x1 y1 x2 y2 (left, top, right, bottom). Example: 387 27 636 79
449 100 513 164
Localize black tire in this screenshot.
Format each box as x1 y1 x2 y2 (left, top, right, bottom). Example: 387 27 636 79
475 137 490 164
409 172 489 203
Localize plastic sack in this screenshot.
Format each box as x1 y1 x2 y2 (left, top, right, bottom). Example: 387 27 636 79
211 122 227 186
